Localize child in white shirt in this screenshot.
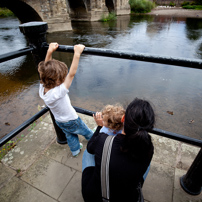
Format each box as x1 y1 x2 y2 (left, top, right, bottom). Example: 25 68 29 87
38 43 93 157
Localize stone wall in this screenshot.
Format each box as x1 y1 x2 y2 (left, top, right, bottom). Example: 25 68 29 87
115 0 131 15
26 0 72 32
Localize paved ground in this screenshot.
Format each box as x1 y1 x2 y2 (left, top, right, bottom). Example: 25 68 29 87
0 113 202 202
148 7 202 18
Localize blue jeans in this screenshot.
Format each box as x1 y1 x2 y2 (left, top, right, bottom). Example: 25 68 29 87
143 164 150 180
82 149 151 181
56 117 93 156
82 149 95 171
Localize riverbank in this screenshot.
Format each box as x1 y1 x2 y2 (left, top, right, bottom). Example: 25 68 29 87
148 7 202 18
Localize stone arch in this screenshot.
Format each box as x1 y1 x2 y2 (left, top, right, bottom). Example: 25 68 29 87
0 0 42 23
67 0 89 20
84 0 91 11
105 0 115 13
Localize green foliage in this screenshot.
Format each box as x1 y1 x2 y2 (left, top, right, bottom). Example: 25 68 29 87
129 0 156 13
0 7 14 17
16 169 21 173
181 1 190 6
0 135 24 160
169 1 176 6
182 0 202 6
182 5 202 9
195 0 202 5
100 12 117 22
28 122 37 131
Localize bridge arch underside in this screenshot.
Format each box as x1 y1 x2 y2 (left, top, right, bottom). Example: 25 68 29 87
68 0 89 21
106 0 115 13
67 0 119 21
0 0 42 23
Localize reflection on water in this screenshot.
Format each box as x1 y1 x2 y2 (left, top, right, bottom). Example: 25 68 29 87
186 18 202 41
0 17 43 138
1 15 202 140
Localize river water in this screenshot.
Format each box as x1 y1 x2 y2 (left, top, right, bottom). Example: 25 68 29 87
1 15 202 140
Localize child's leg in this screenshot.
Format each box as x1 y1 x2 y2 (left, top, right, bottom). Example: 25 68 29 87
82 149 95 172
56 120 81 156
74 117 93 140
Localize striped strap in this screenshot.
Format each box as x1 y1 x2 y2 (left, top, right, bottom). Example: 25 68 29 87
101 135 115 202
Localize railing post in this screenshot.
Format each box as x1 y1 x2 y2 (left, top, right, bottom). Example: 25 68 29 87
180 148 202 195
19 21 67 144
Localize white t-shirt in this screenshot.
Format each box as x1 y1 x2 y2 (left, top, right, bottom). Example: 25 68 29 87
39 83 78 122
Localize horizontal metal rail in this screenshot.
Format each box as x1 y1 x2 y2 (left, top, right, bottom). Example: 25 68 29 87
74 107 202 147
42 43 202 69
1 106 202 148
152 128 202 148
0 46 34 63
0 107 49 147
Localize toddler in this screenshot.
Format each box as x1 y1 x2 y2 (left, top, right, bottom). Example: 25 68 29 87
99 104 125 135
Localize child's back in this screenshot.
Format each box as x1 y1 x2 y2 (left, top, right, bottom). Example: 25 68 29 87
38 59 78 123
38 43 93 157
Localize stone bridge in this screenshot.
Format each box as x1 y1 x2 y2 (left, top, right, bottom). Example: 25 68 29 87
0 0 130 32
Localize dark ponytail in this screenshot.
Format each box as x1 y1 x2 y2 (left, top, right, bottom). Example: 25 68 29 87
122 98 155 159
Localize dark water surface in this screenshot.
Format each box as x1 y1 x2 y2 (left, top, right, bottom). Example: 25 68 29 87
1 15 202 140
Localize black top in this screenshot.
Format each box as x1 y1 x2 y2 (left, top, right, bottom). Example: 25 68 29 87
82 126 154 202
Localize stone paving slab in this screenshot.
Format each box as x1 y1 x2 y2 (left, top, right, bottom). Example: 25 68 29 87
0 163 16 189
21 155 76 200
151 134 179 167
178 143 200 170
143 161 175 202
58 171 83 202
1 118 56 171
0 177 56 202
173 168 202 202
45 137 88 172
150 134 200 170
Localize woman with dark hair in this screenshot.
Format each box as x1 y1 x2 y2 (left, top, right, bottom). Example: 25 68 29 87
82 98 155 202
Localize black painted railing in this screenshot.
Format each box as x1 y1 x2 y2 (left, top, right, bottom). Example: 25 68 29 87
0 21 201 196
43 43 202 69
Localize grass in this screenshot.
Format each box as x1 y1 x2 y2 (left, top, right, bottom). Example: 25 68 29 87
181 1 202 10
0 7 14 17
0 136 24 160
100 12 117 22
129 0 156 13
182 5 202 9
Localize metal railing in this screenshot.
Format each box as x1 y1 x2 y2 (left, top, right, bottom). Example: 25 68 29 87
43 43 202 69
0 21 201 196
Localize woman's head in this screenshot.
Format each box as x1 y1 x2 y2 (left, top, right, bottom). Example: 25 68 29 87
124 98 155 135
38 59 68 89
102 104 125 131
122 98 155 158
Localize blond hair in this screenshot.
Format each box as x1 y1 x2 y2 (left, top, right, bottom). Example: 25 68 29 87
102 104 125 131
38 59 68 89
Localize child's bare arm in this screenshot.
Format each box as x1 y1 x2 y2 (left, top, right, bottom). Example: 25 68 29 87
64 44 85 89
45 43 59 62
